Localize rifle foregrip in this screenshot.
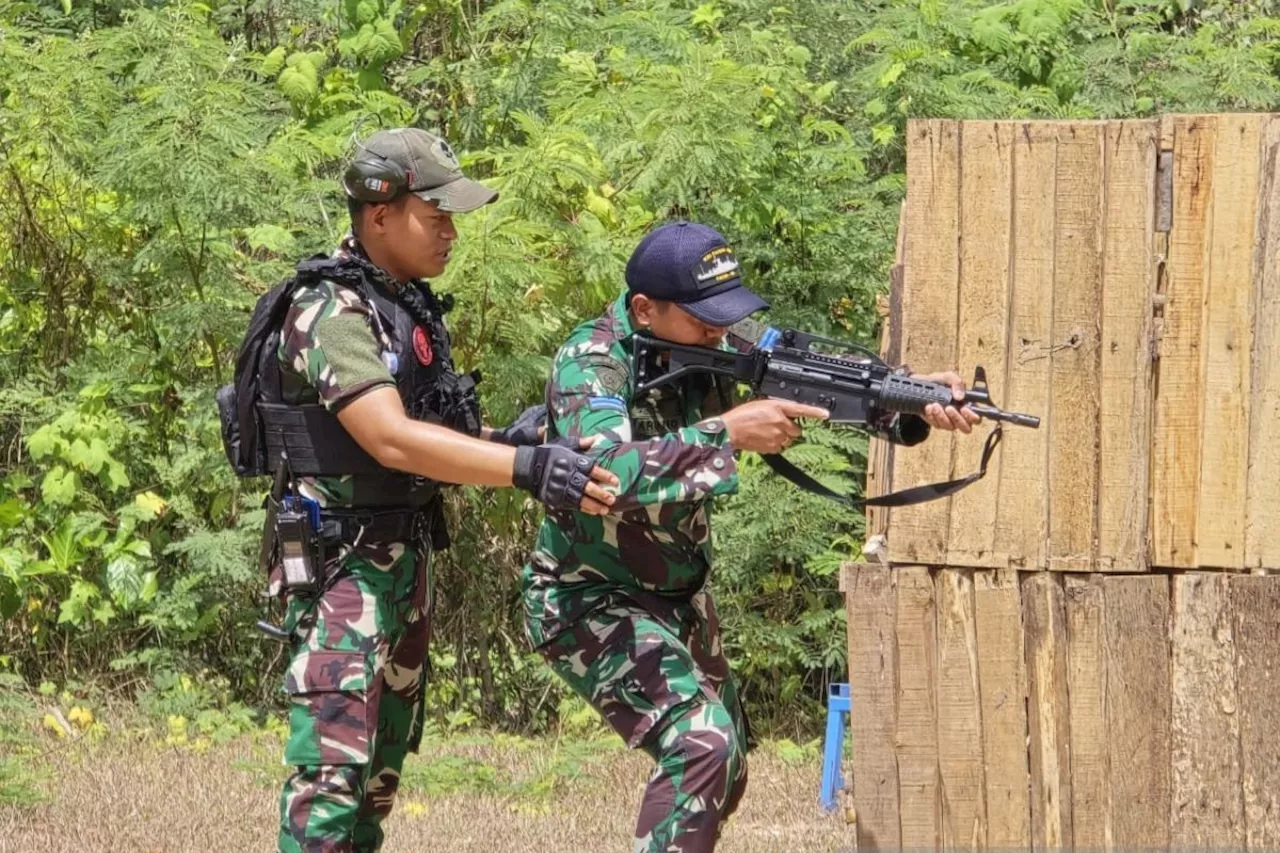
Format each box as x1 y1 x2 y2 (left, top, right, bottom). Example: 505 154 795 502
877 374 955 415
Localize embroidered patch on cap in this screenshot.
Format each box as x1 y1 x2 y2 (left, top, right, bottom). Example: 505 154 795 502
432 138 460 170
692 246 740 289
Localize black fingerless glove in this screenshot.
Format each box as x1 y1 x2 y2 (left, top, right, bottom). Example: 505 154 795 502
489 404 547 447
512 443 595 511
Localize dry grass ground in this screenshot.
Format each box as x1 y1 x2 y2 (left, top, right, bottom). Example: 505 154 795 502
1 724 857 852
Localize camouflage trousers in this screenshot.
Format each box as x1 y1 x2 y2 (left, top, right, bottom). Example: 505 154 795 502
537 589 749 853
276 536 432 853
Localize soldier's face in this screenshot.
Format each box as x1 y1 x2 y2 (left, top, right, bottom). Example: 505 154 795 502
370 195 457 280
633 296 727 346
403 196 457 278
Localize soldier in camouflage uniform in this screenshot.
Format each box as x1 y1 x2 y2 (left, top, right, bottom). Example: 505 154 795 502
521 221 979 852
261 128 618 853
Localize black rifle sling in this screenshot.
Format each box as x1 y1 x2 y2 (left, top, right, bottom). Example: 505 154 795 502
759 425 1003 509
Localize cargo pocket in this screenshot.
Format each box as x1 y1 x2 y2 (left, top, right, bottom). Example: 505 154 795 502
282 650 371 767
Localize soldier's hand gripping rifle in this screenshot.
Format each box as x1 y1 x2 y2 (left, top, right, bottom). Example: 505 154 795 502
630 326 1040 509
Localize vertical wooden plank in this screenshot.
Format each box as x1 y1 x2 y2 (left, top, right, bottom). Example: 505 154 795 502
1098 120 1157 571
867 202 908 541
1104 575 1172 851
1152 116 1214 568
1197 113 1260 568
1022 572 1072 850
1048 122 1104 572
846 564 901 852
891 119 960 565
936 569 986 850
1170 573 1244 847
973 570 1030 850
1232 575 1280 851
1064 574 1110 851
1246 118 1280 569
865 295 891 533
896 566 940 850
994 124 1055 571
948 122 1013 568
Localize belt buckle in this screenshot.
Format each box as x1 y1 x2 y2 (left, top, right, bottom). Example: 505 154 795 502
351 513 374 547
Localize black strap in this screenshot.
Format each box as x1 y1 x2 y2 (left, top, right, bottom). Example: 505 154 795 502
318 507 430 545
760 425 1003 509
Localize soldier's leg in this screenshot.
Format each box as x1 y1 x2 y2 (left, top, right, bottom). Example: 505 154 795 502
538 605 746 853
277 540 420 853
684 590 749 820
351 546 433 852
633 697 746 852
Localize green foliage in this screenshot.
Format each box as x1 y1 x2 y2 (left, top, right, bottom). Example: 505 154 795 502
0 673 55 806
2 0 1278 739
399 732 619 802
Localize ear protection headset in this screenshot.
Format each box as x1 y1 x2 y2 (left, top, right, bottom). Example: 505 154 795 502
342 129 412 204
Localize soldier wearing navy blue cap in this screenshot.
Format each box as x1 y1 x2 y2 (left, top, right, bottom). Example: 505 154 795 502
521 220 978 853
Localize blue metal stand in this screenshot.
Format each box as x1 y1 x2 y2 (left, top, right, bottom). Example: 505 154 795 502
819 682 851 813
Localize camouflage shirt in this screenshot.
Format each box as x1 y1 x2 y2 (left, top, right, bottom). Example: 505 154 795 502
521 293 743 645
522 293 931 645
276 237 404 509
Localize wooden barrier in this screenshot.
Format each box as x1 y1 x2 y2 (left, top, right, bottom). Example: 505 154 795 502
842 563 1280 852
842 114 1280 851
874 114 1280 573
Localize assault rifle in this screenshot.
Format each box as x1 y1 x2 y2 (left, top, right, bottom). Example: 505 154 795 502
630 326 1040 509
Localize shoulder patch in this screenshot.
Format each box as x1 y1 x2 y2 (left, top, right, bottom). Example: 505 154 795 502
582 355 630 396
587 395 627 413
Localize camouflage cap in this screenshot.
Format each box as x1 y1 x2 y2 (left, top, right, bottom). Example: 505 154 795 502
357 128 498 213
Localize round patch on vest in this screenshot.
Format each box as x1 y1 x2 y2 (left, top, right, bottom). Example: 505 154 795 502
412 325 434 367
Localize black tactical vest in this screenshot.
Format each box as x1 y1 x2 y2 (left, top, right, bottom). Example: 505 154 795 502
246 254 481 508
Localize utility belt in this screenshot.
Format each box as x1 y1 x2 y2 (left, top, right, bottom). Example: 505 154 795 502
254 454 440 641
318 506 436 548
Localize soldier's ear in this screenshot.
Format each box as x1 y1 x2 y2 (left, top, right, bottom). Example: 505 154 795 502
630 293 658 328
366 201 388 235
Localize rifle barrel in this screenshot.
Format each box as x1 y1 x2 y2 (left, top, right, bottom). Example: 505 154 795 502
969 403 1040 429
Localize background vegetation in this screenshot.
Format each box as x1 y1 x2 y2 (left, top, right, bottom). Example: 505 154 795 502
2 0 1278 738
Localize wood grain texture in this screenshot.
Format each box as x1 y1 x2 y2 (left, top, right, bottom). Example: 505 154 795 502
1232 575 1280 851
1196 113 1260 568
867 204 909 541
948 122 1013 568
1105 575 1172 850
891 120 961 565
1022 571 1072 849
1152 116 1214 567
1098 120 1157 571
1247 117 1280 570
1048 122 1104 571
973 569 1030 849
1170 573 1243 847
1065 574 1110 850
994 123 1055 570
845 564 901 852
896 565 940 850
936 569 986 850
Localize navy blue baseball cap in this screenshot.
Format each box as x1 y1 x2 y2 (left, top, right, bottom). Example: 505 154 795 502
624 221 768 327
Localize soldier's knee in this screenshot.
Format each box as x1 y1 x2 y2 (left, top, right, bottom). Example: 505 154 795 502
658 700 747 802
